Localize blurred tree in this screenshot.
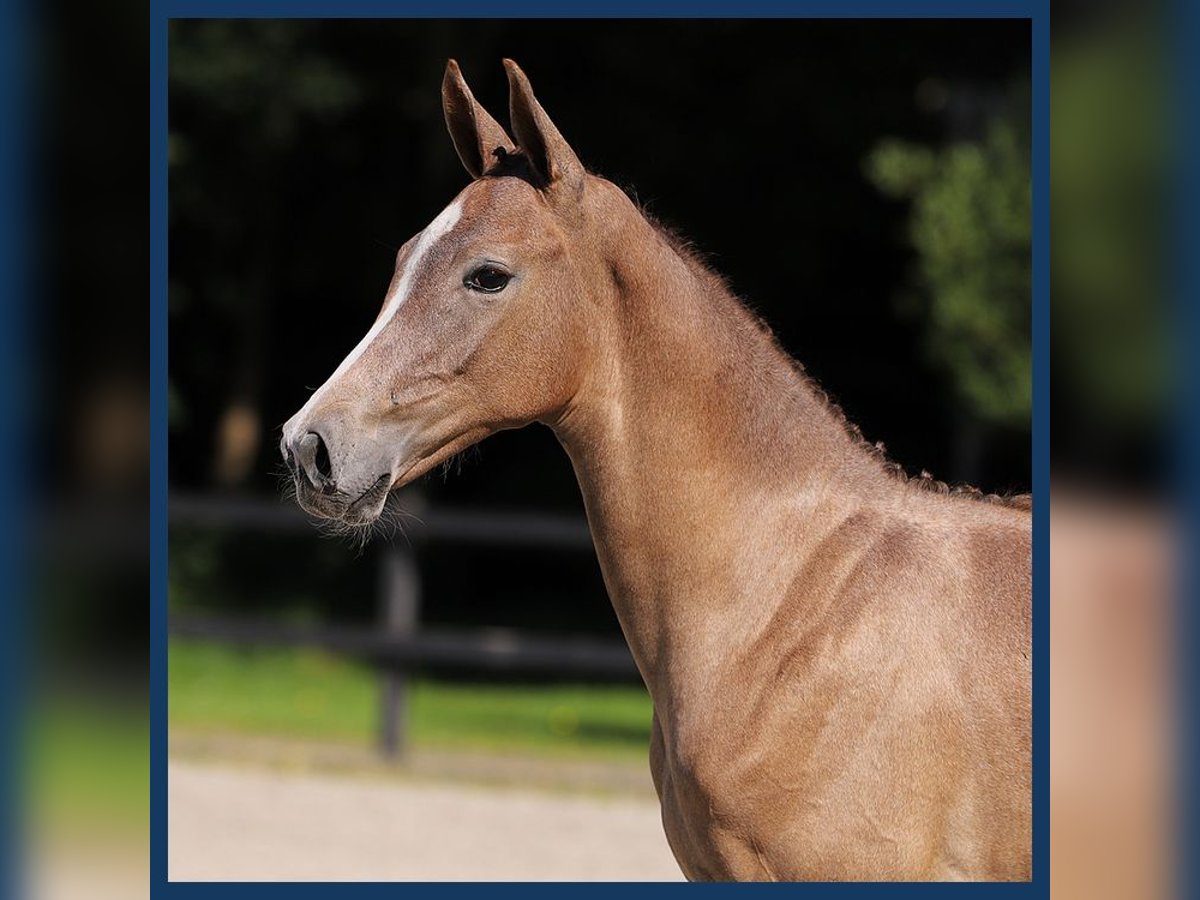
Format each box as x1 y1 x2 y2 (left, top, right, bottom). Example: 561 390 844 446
866 87 1032 435
1050 23 1167 483
169 21 363 487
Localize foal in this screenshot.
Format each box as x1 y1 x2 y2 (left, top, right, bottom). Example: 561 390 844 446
281 59 1032 881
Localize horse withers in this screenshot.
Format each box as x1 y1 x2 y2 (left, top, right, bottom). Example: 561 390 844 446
281 59 1032 882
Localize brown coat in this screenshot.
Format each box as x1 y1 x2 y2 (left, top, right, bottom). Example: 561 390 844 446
281 59 1032 881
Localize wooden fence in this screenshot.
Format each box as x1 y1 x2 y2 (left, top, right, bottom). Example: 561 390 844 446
168 492 639 757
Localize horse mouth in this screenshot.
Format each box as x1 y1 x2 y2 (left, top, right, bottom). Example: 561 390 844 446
294 473 391 525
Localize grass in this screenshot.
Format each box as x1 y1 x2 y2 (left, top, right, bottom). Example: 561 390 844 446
23 641 650 839
28 698 149 834
169 639 654 760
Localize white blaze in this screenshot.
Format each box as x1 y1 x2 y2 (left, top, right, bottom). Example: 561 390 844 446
294 198 463 423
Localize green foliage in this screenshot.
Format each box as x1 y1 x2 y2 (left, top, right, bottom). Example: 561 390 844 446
169 21 361 157
867 116 1031 427
1051 26 1168 426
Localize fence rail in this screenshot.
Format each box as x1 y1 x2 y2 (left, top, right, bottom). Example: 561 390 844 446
169 492 594 549
168 492 634 757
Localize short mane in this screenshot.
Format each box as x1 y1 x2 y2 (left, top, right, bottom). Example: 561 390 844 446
638 205 1031 512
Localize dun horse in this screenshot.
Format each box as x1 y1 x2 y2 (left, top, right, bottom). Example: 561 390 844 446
281 60 1032 881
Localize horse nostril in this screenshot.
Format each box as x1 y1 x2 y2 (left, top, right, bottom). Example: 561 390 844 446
293 431 334 489
313 434 332 481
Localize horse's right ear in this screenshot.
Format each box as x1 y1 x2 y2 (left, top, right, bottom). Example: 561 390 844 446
442 59 515 179
503 58 584 197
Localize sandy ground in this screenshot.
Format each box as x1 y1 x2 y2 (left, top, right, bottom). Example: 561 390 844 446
31 841 148 900
169 758 684 882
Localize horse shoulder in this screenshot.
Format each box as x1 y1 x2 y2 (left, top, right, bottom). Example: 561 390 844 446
680 500 1029 879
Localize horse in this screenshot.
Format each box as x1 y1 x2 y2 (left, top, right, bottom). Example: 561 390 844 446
280 59 1032 881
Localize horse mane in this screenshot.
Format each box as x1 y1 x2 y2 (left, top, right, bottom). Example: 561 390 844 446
638 206 1032 513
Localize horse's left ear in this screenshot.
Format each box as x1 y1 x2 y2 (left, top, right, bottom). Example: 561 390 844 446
503 59 584 196
443 59 515 179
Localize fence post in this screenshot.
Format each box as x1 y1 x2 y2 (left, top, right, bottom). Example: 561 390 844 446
378 539 420 759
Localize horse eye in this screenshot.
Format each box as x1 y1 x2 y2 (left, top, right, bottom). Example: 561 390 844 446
464 265 511 294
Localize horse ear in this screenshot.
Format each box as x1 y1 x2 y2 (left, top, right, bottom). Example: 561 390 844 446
503 58 584 194
442 59 515 179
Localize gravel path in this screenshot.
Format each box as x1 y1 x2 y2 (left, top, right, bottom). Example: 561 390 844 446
169 759 684 882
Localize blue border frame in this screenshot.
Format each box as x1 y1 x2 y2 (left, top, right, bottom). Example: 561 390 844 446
1029 3 1048 893
0 0 30 897
150 5 169 894
1178 0 1200 893
151 2 1049 895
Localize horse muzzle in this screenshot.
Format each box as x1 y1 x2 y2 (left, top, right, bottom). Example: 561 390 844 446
281 425 393 525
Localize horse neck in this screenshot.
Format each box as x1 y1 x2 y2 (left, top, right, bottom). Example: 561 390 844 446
550 208 897 711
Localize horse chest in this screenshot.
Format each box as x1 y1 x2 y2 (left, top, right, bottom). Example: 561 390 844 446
648 709 791 881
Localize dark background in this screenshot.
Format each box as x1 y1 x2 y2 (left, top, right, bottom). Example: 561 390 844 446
166 19 1031 636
